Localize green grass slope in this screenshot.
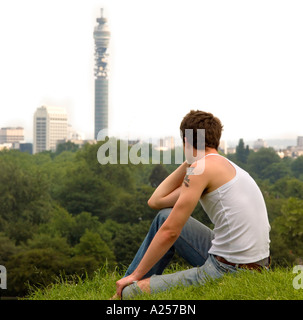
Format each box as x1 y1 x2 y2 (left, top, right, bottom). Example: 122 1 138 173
26 266 303 300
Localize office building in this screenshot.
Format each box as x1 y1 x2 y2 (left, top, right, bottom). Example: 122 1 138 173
297 136 303 148
0 127 24 144
93 8 110 139
253 138 267 150
33 105 68 154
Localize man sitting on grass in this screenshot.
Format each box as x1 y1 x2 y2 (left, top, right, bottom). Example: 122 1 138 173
115 110 270 299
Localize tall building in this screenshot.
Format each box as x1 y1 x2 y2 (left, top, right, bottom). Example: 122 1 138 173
253 138 267 150
297 136 303 148
93 8 110 139
33 105 68 154
0 127 24 144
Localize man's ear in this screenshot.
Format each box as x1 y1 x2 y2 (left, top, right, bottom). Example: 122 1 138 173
184 137 189 146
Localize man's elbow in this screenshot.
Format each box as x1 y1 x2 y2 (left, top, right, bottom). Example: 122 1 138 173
161 228 180 243
147 198 161 210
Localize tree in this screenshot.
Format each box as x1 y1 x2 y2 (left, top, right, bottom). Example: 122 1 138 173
0 232 20 265
247 147 280 178
235 139 250 164
107 186 156 223
262 162 291 183
149 164 169 187
41 207 106 246
272 177 303 199
112 221 151 268
54 161 117 220
6 248 69 296
77 141 135 191
27 233 72 256
0 152 52 243
132 185 157 221
271 198 303 265
56 141 79 154
74 229 116 266
291 156 303 180
286 179 303 199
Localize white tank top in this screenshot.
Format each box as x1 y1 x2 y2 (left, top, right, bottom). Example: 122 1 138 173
199 154 270 264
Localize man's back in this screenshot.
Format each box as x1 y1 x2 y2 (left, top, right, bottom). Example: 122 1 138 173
201 153 237 195
199 154 270 264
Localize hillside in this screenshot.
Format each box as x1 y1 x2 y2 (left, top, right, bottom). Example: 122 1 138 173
26 265 303 300
2 145 303 298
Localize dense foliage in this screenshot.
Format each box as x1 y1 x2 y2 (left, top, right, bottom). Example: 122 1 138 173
0 139 302 297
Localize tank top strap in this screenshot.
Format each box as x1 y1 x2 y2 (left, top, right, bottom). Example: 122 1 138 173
203 153 238 171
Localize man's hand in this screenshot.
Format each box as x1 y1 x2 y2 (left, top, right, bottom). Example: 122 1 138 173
116 274 138 297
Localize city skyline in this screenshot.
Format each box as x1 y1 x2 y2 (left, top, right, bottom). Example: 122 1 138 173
1 0 303 145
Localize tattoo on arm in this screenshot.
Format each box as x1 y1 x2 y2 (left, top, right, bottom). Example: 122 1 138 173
183 168 194 187
183 174 190 187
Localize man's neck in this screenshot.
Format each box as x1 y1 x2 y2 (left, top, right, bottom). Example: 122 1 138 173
204 148 218 156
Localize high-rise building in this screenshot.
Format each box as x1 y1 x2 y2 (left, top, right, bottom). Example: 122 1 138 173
297 136 303 148
33 105 68 154
0 127 24 144
253 138 267 150
93 8 110 139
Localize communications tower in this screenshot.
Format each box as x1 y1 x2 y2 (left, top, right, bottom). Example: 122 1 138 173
93 8 110 139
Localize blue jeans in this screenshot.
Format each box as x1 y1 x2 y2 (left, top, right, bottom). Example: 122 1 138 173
122 208 237 299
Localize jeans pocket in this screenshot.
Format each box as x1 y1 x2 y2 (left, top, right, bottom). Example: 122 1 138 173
212 255 237 274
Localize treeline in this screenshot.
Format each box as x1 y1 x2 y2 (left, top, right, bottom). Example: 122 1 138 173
0 139 303 296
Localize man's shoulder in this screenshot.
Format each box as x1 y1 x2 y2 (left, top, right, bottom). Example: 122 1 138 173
192 154 237 185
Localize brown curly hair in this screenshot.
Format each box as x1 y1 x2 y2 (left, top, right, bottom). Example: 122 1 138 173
180 110 223 150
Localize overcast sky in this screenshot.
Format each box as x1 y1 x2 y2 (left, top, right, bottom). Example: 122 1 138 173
1 0 303 145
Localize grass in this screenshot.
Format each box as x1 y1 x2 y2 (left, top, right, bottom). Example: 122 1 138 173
26 265 303 300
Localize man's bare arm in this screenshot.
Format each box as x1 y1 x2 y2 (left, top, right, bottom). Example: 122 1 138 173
147 161 189 209
116 166 209 296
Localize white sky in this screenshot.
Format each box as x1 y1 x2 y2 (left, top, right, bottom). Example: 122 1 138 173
1 0 303 145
